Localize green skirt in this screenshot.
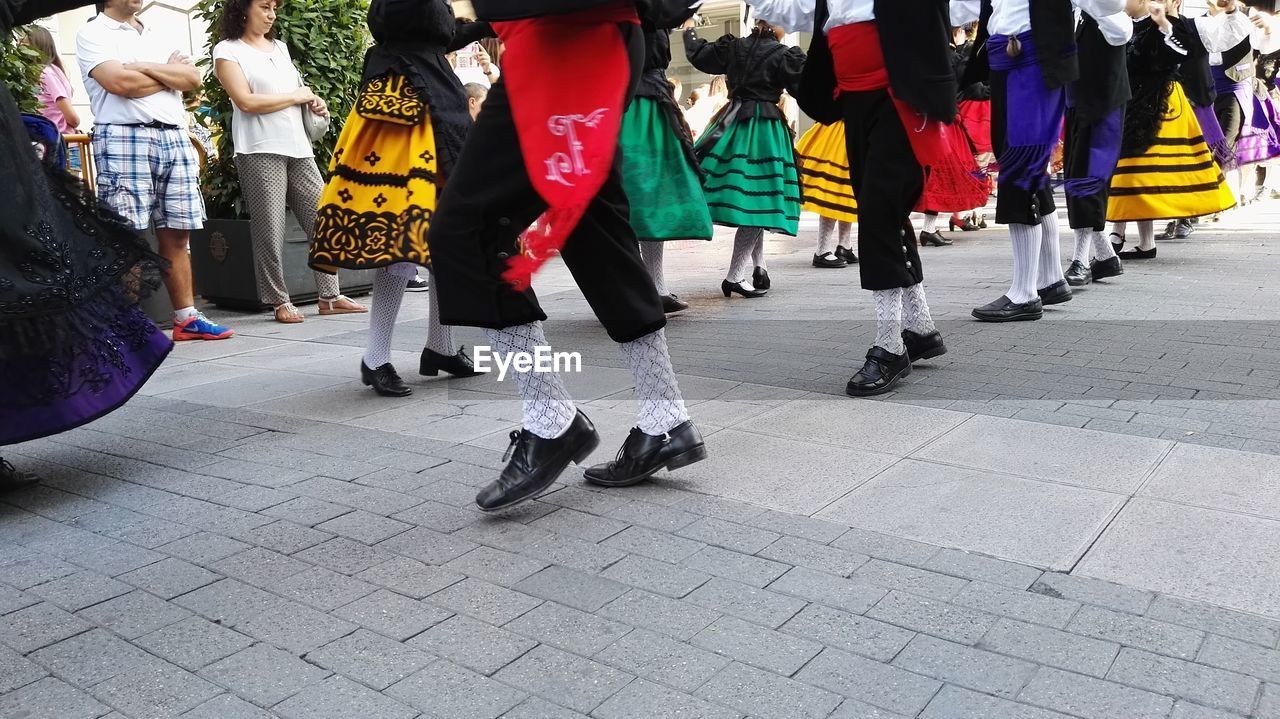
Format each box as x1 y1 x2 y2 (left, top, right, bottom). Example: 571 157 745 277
695 106 800 236
620 97 713 241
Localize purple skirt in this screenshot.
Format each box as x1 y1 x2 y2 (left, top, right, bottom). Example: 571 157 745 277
1 299 172 446
1236 92 1280 166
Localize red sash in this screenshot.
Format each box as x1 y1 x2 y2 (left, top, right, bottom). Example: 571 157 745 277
492 3 639 290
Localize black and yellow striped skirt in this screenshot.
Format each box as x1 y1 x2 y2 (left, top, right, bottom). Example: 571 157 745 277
796 121 858 224
1108 83 1236 222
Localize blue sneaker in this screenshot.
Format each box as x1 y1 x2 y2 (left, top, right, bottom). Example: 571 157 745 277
173 313 234 341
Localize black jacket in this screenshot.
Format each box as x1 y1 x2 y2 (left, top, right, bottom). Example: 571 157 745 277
798 0 957 123
1073 12 1131 123
684 28 805 105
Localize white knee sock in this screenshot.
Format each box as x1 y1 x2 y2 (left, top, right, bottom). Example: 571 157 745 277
902 283 936 335
817 216 838 256
727 227 758 284
837 221 854 250
483 322 577 440
425 269 454 355
1036 211 1064 289
1137 220 1156 251
1007 223 1041 304
921 213 939 234
1072 228 1093 265
619 329 690 436
1092 230 1118 261
364 265 412 368
873 288 906 354
639 242 667 296
752 231 767 271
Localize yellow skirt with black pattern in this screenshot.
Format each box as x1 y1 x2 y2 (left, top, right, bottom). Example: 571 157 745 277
310 74 439 274
796 121 858 224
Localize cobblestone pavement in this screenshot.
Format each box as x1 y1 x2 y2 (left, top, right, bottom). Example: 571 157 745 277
2 200 1280 718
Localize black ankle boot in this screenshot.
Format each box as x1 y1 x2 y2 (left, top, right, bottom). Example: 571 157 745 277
475 412 600 512
361 362 412 397
846 347 911 397
584 421 707 488
420 347 482 378
902 330 947 363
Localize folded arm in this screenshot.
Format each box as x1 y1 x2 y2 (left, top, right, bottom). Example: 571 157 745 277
88 61 168 98
215 59 309 115
127 59 201 93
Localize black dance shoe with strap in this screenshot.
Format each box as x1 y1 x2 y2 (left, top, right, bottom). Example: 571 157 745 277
362 361 413 397
584 421 707 488
846 347 912 397
752 267 771 290
722 280 767 298
834 246 858 264
420 346 482 378
475 411 600 512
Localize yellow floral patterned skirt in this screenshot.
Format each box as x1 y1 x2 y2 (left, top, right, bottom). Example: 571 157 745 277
309 82 439 273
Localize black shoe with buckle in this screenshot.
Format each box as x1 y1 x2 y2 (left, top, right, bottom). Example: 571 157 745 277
752 267 771 290
1065 260 1093 287
834 246 858 264
0 459 39 491
420 346 481 378
846 347 911 397
584 421 707 488
902 330 947 363
1037 280 1073 306
476 411 600 512
362 361 413 397
1091 255 1125 281
972 296 1044 322
661 294 690 314
812 252 846 268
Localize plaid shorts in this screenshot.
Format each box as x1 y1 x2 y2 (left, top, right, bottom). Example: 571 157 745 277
93 124 205 232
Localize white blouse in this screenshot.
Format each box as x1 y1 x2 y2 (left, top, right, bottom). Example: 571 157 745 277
212 39 313 159
950 0 1128 37
744 0 874 34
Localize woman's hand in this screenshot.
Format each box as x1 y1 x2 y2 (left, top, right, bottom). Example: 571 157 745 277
292 86 318 105
308 97 329 118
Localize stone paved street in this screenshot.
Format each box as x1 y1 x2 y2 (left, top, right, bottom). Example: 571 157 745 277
3 199 1280 718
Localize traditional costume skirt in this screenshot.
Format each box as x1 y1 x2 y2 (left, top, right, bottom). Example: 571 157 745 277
1192 102 1236 171
958 98 994 156
1108 83 1236 222
0 85 171 446
695 102 801 236
795 121 858 224
310 74 439 273
620 96 713 241
1235 88 1280 166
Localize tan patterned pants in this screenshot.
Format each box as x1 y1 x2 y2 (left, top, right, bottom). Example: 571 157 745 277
235 153 339 306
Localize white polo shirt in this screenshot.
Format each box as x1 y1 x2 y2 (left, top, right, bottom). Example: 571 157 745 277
76 12 186 126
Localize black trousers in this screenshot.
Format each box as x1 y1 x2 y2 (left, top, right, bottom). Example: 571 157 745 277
841 90 925 291
1063 106 1124 231
1215 92 1244 150
428 24 665 344
991 69 1058 226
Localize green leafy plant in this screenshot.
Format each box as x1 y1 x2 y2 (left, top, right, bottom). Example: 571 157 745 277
1 27 45 114
194 0 370 218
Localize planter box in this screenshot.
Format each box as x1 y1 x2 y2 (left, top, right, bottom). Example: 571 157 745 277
191 215 375 312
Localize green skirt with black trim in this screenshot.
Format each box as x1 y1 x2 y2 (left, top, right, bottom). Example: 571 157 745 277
695 105 801 236
620 97 713 241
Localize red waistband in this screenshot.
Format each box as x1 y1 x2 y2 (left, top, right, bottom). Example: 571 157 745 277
493 0 638 37
827 22 889 93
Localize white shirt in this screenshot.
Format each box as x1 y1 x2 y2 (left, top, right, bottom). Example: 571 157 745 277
1090 10 1134 47
747 0 873 33
76 13 186 126
951 0 1127 37
213 39 313 158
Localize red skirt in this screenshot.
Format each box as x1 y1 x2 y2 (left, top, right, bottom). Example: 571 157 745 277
958 99 992 155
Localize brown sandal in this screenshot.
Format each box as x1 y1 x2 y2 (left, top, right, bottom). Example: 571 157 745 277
318 295 368 316
274 303 305 324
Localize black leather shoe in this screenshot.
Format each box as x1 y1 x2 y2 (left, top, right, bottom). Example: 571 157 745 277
919 230 953 247
834 246 858 264
420 347 482 378
812 252 846 268
476 411 601 512
972 296 1044 322
1110 232 1125 255
1090 255 1125 281
661 294 690 314
846 347 911 397
721 280 767 298
1065 260 1092 287
950 215 980 232
0 459 39 491
584 421 707 488
752 267 771 290
362 361 413 397
1118 246 1156 260
1037 280 1073 306
902 330 947 362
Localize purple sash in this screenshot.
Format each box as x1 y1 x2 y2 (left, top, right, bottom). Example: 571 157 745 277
989 32 1067 193
1064 105 1123 198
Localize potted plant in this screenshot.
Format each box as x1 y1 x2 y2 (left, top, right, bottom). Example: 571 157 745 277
190 0 374 311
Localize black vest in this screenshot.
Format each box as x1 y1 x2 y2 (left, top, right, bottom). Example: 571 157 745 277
1220 36 1256 82
1073 13 1131 122
797 0 957 124
1177 17 1217 108
964 0 1079 90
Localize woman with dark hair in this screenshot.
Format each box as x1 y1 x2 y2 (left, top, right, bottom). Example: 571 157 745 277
213 0 367 324
309 0 491 397
1 0 172 488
